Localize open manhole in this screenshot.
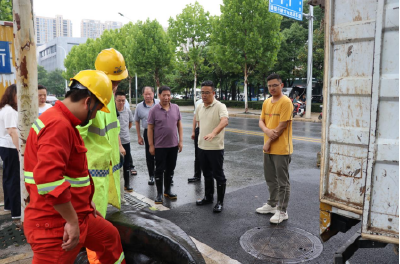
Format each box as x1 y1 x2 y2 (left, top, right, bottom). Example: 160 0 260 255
240 226 323 263
124 194 150 210
0 223 26 249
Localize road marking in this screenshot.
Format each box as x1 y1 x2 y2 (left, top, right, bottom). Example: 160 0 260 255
0 251 33 264
225 127 321 143
182 124 320 143
190 236 242 264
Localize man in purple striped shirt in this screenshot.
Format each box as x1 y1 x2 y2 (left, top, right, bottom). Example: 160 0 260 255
147 86 183 204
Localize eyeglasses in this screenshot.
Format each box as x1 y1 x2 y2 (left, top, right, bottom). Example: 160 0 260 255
267 83 282 88
201 91 212 95
116 100 125 103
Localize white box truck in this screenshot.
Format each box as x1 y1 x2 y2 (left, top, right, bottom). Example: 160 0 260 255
318 0 399 262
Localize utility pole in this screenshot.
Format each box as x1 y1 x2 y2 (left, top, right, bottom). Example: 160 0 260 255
135 73 138 105
305 5 313 119
13 0 38 221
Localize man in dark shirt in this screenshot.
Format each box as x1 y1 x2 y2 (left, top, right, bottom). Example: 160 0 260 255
147 86 183 204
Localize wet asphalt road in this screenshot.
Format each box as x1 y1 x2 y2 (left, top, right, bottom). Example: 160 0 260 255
128 113 397 264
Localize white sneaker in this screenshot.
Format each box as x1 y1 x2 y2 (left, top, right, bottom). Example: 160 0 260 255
256 203 277 214
270 210 288 224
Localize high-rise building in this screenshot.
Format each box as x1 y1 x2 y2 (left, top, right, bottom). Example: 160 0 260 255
34 15 72 45
104 21 123 31
81 19 122 39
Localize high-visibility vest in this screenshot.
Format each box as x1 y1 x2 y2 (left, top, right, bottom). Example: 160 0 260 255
77 94 121 216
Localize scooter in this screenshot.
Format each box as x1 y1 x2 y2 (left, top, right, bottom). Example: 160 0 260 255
293 102 305 117
318 105 323 120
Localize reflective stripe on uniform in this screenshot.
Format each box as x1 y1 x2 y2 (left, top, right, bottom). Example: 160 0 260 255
88 121 118 137
89 169 109 177
24 171 90 192
114 252 125 264
112 162 122 173
37 179 65 195
32 119 45 134
24 171 35 184
64 175 90 187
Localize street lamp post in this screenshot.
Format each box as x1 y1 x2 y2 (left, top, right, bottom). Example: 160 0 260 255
57 45 68 94
303 6 313 119
119 12 137 105
135 73 138 105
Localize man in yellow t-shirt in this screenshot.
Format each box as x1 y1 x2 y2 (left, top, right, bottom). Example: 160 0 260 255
257 73 293 224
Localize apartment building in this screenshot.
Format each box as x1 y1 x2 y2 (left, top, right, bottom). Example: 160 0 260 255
81 19 122 39
35 15 72 45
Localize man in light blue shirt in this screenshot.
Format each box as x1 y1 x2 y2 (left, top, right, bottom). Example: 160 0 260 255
134 86 160 185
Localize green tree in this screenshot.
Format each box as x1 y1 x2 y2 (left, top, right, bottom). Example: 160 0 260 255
298 26 325 82
119 23 140 103
212 0 281 111
37 66 66 96
63 38 102 80
276 3 325 85
168 1 212 105
46 69 66 96
37 65 47 86
0 0 12 21
131 19 174 97
272 22 308 86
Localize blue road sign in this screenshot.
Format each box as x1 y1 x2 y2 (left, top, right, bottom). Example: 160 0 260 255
0 41 12 74
269 0 303 21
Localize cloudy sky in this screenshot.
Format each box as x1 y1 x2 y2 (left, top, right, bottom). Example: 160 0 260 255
33 0 223 37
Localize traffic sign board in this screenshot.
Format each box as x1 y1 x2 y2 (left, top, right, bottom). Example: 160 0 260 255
269 0 303 21
0 41 11 74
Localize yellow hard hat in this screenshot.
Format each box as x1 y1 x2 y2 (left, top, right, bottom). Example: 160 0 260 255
69 70 112 113
95 48 128 81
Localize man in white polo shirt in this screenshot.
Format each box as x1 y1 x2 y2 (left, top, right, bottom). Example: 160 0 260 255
195 80 229 213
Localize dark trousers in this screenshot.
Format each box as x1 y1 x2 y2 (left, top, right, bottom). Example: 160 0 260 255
0 147 21 218
155 147 178 180
128 149 134 169
143 129 155 177
122 143 131 188
198 149 226 185
193 127 201 178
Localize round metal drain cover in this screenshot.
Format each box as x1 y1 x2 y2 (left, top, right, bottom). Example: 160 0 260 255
240 226 323 263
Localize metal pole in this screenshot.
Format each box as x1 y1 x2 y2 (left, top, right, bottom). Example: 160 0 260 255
128 78 131 105
13 0 38 222
305 5 313 119
135 73 138 105
57 45 68 94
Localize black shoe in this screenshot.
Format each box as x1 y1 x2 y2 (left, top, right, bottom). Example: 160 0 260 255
188 177 201 183
148 176 155 185
196 197 214 205
213 201 223 212
164 191 177 199
155 193 163 204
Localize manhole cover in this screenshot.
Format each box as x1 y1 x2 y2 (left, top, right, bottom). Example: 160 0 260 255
124 194 150 210
240 226 323 263
0 224 26 249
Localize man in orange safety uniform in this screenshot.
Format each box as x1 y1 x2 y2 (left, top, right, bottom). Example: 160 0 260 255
23 70 125 264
